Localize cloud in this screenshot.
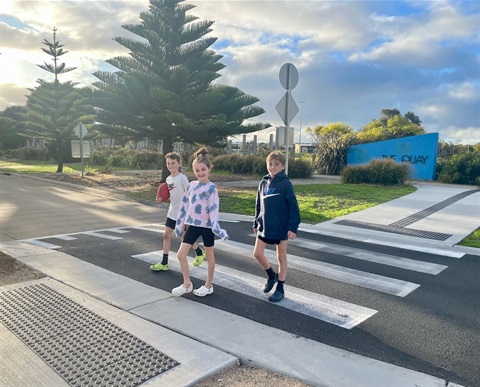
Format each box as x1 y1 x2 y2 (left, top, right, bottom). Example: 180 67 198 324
1 0 478 145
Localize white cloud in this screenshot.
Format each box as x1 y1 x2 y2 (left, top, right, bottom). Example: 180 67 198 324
1 0 478 145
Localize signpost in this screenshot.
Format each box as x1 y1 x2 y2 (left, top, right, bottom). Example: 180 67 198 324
275 63 299 174
72 122 88 178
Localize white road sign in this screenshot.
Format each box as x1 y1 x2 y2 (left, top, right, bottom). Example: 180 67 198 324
275 92 299 126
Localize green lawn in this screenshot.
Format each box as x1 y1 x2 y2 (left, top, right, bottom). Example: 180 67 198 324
0 160 129 174
217 184 417 223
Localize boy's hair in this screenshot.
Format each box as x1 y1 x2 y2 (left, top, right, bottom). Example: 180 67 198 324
165 152 181 163
192 147 212 169
165 152 182 172
266 150 286 166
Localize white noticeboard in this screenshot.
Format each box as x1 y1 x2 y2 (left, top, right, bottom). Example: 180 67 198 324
276 126 294 146
71 140 91 158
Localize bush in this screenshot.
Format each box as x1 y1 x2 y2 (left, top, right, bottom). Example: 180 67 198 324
90 147 114 165
436 152 480 185
287 158 313 178
2 147 50 161
107 152 129 167
211 154 313 178
127 150 163 170
341 158 411 185
91 148 163 169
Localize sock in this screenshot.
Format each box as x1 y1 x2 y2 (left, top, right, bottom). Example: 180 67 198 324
276 280 285 294
265 267 275 280
161 254 168 265
195 247 203 256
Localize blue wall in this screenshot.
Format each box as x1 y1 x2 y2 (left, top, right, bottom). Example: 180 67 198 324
347 133 439 180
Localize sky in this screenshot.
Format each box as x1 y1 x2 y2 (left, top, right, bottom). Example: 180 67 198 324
1 0 479 145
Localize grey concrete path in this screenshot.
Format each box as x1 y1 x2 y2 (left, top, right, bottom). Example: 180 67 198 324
1 177 479 387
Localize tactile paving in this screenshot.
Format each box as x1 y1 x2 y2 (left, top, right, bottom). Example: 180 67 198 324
389 188 480 228
0 283 179 386
335 219 452 241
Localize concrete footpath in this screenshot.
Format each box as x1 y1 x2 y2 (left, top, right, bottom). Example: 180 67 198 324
1 180 479 387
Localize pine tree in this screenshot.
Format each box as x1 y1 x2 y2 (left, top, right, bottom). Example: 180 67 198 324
25 28 94 172
93 0 266 179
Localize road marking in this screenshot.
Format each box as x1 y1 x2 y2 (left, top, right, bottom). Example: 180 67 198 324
362 240 465 259
105 228 131 234
288 238 447 275
298 226 465 258
132 251 377 329
130 226 164 233
22 239 61 249
216 240 419 297
54 235 77 241
80 231 123 240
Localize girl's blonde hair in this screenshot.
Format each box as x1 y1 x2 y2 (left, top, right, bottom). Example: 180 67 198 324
192 147 212 169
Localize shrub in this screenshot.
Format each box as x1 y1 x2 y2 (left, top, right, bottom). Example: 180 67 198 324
341 158 411 185
437 152 480 185
2 147 50 161
84 165 98 176
212 154 242 172
107 152 128 167
90 147 113 165
287 158 313 178
128 150 163 170
211 154 313 178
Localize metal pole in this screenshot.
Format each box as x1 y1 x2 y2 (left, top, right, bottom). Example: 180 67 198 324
79 124 84 178
298 100 305 148
285 65 291 175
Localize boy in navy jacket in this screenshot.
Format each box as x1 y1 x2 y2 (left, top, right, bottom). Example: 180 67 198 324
253 151 301 302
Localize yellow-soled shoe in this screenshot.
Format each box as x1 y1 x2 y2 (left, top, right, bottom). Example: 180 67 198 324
150 262 169 271
192 249 206 267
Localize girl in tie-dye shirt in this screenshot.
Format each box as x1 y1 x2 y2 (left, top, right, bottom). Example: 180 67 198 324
172 148 228 298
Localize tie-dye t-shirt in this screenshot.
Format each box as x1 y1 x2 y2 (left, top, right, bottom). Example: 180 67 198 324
175 181 229 240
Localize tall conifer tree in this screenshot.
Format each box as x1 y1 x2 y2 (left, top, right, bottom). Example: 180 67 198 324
93 0 265 179
26 28 94 172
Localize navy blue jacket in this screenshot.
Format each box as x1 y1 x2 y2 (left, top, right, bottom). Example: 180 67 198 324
253 171 301 240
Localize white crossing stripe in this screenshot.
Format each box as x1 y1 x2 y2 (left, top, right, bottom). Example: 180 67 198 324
288 238 447 275
298 226 465 258
216 240 420 297
362 239 465 259
130 226 164 233
104 228 131 234
53 235 77 241
21 239 61 249
132 251 377 329
80 231 123 240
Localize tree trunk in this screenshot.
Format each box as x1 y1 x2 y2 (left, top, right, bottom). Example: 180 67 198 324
56 139 65 173
161 132 174 182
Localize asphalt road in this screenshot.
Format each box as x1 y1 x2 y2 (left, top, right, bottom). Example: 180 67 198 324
1 172 479 387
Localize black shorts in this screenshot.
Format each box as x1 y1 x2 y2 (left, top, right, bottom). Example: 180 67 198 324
183 225 215 247
165 217 176 229
258 235 285 245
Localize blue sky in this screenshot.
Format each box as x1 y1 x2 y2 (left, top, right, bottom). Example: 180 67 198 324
1 0 479 144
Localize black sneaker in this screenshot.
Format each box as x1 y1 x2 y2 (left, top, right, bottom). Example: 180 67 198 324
268 290 284 302
262 273 278 293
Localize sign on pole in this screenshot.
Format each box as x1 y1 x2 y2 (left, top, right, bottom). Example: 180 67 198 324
276 63 298 174
275 93 299 126
72 122 87 178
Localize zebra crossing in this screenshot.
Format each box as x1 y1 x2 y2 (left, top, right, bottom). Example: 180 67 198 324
21 222 463 330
